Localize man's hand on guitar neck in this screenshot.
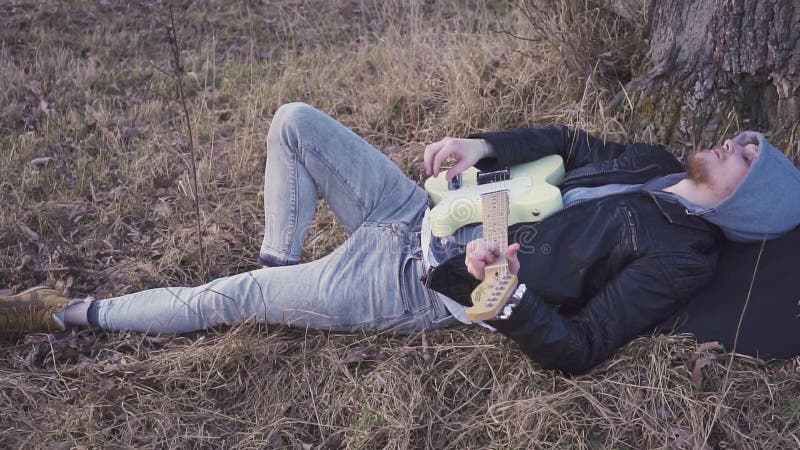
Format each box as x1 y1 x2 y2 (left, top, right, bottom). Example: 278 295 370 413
424 137 496 182
465 238 521 281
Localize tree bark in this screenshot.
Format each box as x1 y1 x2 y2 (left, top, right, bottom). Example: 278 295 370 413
626 0 799 151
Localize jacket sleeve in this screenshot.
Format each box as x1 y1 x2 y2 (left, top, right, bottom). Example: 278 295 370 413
469 125 658 172
486 252 715 375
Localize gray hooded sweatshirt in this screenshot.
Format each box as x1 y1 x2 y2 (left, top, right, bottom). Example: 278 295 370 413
562 131 800 242
681 131 800 242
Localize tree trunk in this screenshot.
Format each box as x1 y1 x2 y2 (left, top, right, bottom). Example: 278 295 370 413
628 0 799 151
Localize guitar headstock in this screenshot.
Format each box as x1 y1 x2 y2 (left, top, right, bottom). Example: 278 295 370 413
465 272 519 321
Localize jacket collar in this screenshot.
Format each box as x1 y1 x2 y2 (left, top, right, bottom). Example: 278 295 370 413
648 191 719 233
561 148 685 190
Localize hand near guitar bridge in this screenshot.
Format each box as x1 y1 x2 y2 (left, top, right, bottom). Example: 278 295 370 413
424 137 496 182
465 239 521 281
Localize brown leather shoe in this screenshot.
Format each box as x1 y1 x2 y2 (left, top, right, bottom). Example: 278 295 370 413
0 286 69 335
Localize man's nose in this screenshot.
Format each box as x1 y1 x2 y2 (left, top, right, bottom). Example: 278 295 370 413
723 139 734 153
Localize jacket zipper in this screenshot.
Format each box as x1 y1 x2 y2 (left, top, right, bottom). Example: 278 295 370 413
621 205 640 256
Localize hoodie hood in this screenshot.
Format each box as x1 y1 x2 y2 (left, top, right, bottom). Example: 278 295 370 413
689 131 800 242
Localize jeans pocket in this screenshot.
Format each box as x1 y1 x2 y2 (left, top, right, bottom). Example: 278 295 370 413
397 253 417 314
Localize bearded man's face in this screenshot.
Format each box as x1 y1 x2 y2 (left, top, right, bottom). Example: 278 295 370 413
686 138 760 198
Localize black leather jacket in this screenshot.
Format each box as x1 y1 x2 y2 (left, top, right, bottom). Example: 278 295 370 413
423 125 720 375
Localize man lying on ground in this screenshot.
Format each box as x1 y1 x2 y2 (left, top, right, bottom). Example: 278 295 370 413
2 102 799 374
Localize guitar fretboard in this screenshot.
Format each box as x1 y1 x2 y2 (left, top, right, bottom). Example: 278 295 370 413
481 190 510 274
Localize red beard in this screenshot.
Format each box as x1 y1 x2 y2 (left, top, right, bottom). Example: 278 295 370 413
686 153 711 184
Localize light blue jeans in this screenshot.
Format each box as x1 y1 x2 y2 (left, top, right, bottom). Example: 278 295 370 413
90 103 455 334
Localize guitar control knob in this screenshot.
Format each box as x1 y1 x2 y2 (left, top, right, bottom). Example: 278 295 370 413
532 209 540 217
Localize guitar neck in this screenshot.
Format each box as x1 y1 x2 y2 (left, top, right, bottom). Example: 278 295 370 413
482 190 510 267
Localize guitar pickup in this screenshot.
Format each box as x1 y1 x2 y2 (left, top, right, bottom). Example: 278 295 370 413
448 172 462 190
477 168 511 185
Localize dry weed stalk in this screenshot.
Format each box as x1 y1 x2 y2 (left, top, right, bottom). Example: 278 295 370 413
166 3 206 282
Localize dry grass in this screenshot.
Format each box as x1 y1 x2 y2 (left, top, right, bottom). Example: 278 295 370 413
1 1 798 448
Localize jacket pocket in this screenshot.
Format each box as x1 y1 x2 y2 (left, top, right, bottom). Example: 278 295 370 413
660 252 716 299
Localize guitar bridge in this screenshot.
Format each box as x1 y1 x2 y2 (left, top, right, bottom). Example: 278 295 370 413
477 168 511 185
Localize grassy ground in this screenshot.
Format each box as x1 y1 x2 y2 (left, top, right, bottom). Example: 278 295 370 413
1 1 798 448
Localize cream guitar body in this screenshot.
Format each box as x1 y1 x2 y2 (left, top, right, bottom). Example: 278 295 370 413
423 155 566 238
423 155 565 321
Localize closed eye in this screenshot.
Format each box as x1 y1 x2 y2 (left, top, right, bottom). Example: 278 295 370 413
743 144 759 165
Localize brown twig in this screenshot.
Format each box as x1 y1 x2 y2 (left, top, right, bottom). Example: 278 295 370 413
166 3 206 282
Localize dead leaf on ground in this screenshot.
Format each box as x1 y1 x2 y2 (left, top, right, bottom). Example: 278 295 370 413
381 145 402 155
97 378 116 392
696 341 722 353
68 203 90 222
30 156 56 168
122 126 138 141
152 174 175 189
14 254 33 271
54 275 74 296
344 347 369 364
668 425 712 450
16 221 40 241
691 355 716 387
38 99 50 114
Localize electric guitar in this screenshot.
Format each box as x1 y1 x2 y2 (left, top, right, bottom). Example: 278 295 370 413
423 155 565 320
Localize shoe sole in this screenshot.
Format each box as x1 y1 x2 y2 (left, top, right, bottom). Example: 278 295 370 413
12 286 51 297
